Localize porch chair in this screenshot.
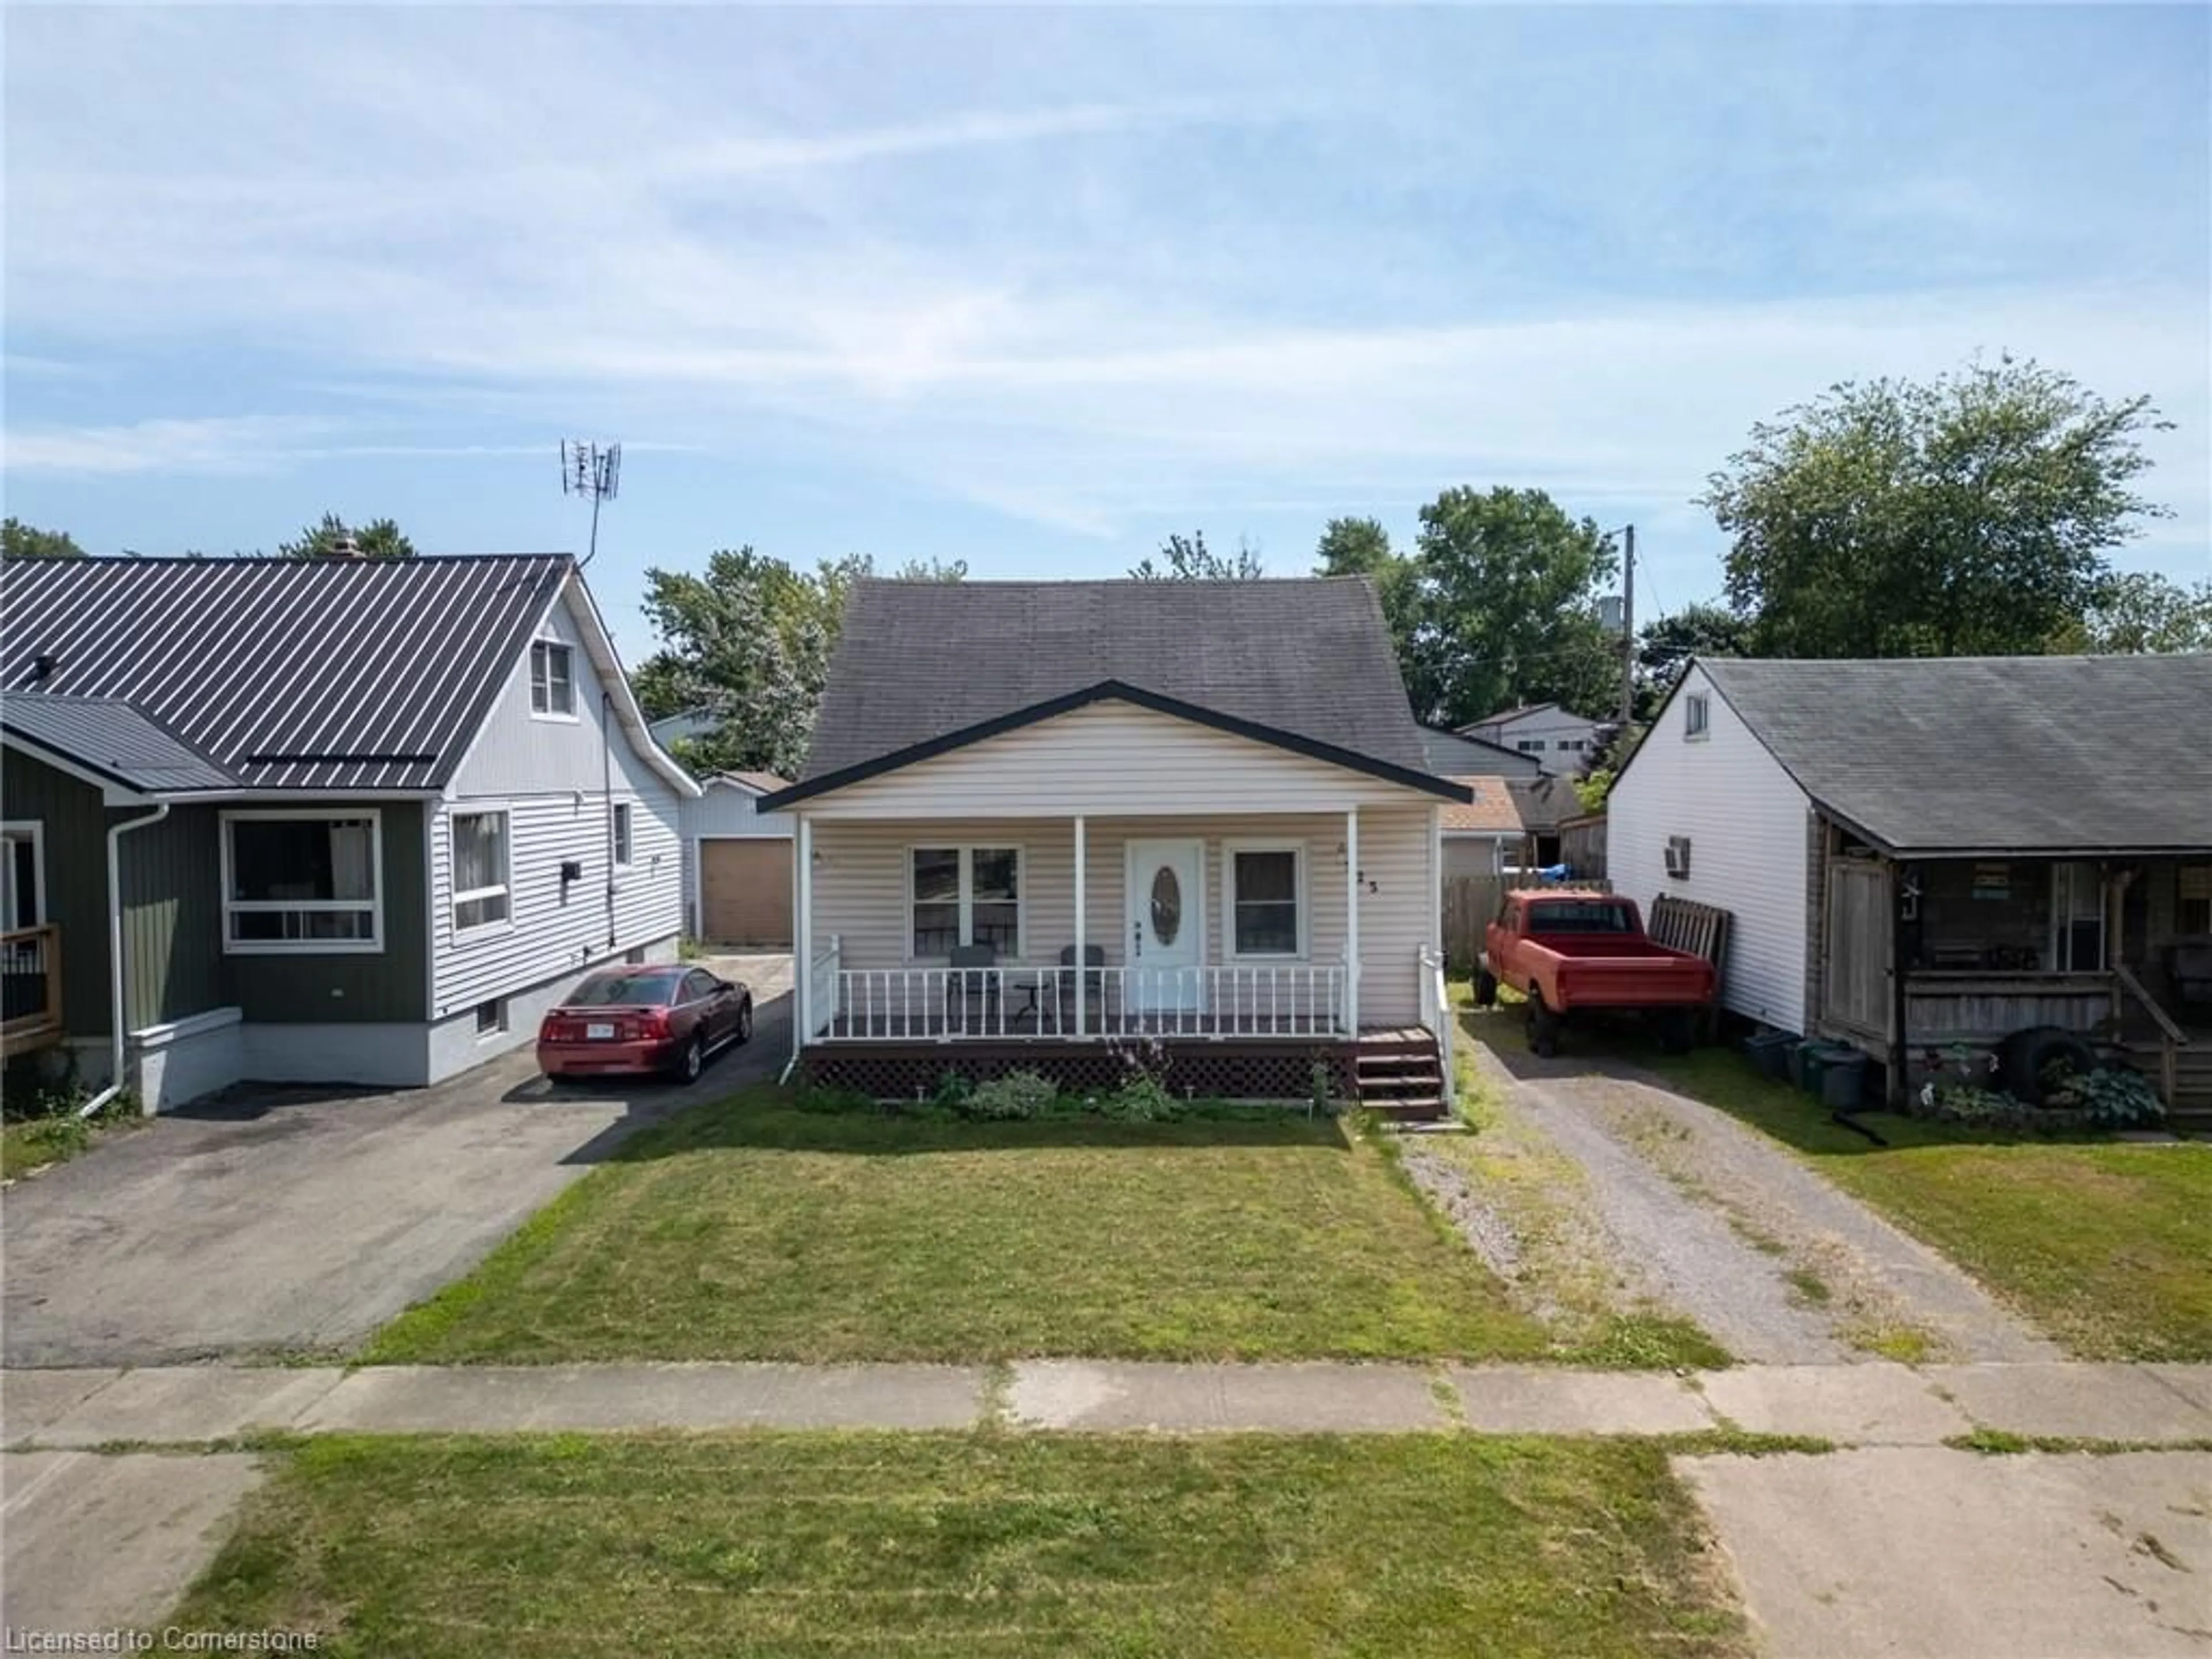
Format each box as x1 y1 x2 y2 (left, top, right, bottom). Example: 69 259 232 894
944 943 1001 1034
1047 944 1107 1032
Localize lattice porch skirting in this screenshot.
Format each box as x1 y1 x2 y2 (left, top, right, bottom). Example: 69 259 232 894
801 1039 1358 1104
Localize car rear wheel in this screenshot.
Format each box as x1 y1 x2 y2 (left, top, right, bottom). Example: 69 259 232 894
735 999 753 1044
675 1034 704 1083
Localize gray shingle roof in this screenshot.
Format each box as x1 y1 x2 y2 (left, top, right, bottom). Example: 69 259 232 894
0 694 238 793
0 555 571 791
801 577 1433 784
1698 654 2212 854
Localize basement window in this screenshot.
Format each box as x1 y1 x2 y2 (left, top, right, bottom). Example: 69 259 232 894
475 998 506 1036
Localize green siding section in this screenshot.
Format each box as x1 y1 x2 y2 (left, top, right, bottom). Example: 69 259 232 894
220 800 429 1024
120 805 225 1028
2 748 113 1035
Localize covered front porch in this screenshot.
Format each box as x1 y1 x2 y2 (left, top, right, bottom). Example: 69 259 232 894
788 804 1453 1111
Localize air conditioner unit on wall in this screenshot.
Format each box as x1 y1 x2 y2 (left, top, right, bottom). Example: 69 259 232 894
1664 835 1692 880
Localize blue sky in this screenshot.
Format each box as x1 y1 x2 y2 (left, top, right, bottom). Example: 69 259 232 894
5 5 2207 663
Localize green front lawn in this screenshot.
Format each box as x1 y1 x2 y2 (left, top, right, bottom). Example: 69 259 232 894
1639 1046 2212 1361
172 1432 1749 1658
368 1087 1553 1364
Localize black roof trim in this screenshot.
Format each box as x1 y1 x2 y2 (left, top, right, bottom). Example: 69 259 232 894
758 680 1475 810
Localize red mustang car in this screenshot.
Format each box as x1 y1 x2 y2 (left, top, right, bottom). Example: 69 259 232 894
537 965 753 1082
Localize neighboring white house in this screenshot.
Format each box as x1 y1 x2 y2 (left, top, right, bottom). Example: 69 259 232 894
681 771 795 947
1458 703 1605 775
757 577 1472 1116
649 707 718 749
1605 661 1812 1032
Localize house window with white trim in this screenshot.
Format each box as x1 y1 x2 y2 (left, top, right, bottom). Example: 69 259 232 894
223 812 382 950
451 810 511 931
1227 845 1304 959
613 802 634 866
1684 694 1710 739
530 641 575 717
910 847 1021 958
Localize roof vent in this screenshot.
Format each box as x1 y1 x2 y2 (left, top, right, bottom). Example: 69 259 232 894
29 653 58 685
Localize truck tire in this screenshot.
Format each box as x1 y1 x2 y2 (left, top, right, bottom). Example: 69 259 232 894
1475 968 1498 1007
1527 991 1560 1058
1657 1008 1695 1055
1999 1026 2097 1104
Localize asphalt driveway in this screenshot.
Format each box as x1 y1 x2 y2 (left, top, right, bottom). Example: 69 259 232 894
3 957 790 1368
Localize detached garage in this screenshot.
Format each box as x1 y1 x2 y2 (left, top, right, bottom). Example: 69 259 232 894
681 771 794 947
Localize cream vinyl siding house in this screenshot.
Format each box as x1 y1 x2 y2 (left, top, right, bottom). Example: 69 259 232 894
763 578 1467 1114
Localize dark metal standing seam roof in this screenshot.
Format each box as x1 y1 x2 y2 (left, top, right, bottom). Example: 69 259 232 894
0 695 239 793
800 577 1434 782
1696 654 2212 855
0 555 573 792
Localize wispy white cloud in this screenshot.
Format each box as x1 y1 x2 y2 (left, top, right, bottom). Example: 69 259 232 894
1 417 317 476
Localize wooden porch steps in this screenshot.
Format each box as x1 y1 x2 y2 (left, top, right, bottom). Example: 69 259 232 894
1356 1029 1447 1123
2119 1039 2212 1130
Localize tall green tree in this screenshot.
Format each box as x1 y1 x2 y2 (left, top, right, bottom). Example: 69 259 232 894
1315 516 1426 700
2051 570 2212 654
0 518 85 559
278 513 417 559
1130 530 1264 581
1404 486 1620 726
1702 358 2171 658
1637 603 1753 707
637 550 957 777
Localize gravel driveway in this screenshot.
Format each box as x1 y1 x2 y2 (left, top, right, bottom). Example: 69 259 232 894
3 957 790 1368
1454 1032 2059 1365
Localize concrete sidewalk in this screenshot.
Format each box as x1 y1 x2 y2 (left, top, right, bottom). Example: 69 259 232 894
7 1358 2211 1445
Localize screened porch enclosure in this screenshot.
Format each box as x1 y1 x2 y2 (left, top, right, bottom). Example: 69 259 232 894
795 807 1434 1045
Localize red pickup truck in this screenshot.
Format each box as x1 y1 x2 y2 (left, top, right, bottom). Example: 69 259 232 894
1478 891 1716 1057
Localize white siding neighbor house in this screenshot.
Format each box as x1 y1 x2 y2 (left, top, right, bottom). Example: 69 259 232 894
758 577 1471 1118
1606 661 1811 1032
1606 655 2212 1120
680 772 795 947
1459 703 1605 776
0 553 697 1111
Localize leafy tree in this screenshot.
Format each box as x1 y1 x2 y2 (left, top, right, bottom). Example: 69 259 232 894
1403 486 1620 727
278 513 416 559
2050 571 2212 654
1130 530 1264 581
1637 603 1753 707
1313 516 1393 578
0 518 85 559
636 550 950 776
1702 357 2171 658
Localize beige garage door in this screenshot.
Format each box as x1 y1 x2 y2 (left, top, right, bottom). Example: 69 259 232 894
700 839 793 947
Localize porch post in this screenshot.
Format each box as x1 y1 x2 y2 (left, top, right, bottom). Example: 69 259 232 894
795 812 813 1050
1344 806 1360 1034
1073 816 1087 1037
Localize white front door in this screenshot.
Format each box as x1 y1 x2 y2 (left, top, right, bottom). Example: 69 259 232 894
1125 838 1205 1013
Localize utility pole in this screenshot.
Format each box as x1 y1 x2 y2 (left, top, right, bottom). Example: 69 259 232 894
1618 524 1636 729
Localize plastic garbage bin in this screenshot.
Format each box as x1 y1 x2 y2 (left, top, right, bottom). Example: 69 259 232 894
1798 1042 1868 1110
1743 1030 1797 1080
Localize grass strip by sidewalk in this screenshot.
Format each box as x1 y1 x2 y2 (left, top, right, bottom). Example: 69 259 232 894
367 1085 1554 1365
171 1431 1751 1658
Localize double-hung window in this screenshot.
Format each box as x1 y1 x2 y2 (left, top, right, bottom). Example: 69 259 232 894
910 847 1021 957
1684 694 1710 739
224 812 382 950
1227 844 1303 959
530 641 575 717
613 802 634 866
452 810 511 932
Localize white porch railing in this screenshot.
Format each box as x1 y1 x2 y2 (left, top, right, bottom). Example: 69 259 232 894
821 961 1349 1041
1419 944 1456 1109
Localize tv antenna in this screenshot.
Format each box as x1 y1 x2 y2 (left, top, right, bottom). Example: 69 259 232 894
560 440 622 569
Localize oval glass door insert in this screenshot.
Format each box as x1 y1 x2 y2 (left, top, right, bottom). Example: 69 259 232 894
1149 865 1183 946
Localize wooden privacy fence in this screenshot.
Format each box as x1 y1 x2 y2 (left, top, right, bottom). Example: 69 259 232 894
1647 894 1733 1039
